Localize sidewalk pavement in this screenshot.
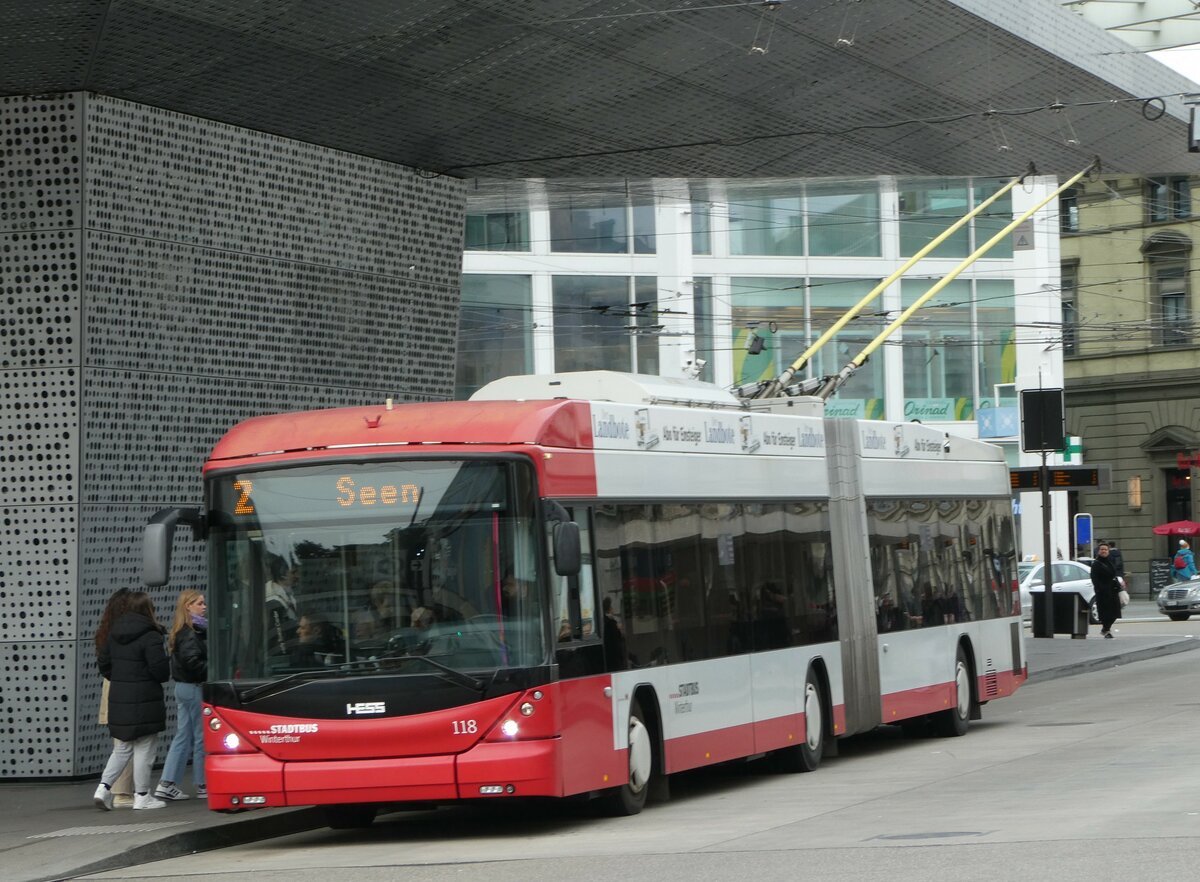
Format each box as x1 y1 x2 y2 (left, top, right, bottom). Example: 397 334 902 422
6 612 1200 882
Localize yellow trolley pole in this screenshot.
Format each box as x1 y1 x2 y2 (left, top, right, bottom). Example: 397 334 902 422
750 163 1034 400
815 159 1098 401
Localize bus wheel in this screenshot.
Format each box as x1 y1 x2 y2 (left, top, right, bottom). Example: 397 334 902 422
778 667 824 772
321 804 378 829
603 697 652 815
935 647 972 737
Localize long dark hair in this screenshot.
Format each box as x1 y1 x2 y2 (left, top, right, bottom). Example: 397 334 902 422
94 588 131 655
124 591 160 629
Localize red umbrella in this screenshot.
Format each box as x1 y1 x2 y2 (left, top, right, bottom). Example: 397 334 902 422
1152 520 1200 536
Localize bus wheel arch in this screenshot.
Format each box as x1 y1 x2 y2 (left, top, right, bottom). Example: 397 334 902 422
603 685 663 815
936 640 977 737
777 660 830 772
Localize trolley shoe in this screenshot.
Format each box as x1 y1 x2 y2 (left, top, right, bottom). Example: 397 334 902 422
153 782 190 800
133 794 167 810
93 784 114 811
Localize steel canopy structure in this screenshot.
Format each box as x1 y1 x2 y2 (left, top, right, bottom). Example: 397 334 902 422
2 0 1200 178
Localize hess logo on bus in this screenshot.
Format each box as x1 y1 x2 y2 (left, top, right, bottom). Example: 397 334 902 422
346 702 386 716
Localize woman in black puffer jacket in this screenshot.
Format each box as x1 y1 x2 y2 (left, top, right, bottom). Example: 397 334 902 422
93 591 170 811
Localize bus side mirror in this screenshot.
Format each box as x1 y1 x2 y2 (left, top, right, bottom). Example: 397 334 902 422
553 521 581 577
144 507 206 587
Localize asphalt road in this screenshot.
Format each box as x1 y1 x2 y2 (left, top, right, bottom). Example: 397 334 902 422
79 636 1200 882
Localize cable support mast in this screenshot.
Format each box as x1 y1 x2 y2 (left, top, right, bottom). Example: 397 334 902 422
813 157 1099 402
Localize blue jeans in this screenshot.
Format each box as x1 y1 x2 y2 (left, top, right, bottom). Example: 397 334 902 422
161 681 205 788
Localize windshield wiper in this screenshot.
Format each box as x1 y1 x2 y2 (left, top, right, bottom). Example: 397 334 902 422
394 653 485 692
237 667 344 702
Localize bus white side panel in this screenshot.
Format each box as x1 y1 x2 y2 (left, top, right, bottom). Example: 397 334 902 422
875 620 1018 710
860 459 1008 497
749 643 843 732
592 451 829 500
608 643 843 755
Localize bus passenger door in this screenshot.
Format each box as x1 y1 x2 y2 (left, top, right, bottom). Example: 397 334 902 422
552 507 619 795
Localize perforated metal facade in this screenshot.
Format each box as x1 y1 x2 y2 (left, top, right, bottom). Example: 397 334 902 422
1 92 465 778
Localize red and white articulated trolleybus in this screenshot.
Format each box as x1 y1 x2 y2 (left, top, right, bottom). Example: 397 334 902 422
145 370 1025 827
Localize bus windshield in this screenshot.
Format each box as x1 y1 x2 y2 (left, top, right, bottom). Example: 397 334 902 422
205 458 546 682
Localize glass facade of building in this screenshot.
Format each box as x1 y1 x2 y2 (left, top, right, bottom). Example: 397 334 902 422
458 177 1051 443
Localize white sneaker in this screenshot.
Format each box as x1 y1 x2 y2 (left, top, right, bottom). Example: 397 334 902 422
93 784 113 811
153 782 190 800
133 793 167 810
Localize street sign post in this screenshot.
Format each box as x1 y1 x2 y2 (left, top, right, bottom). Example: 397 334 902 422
1074 512 1092 558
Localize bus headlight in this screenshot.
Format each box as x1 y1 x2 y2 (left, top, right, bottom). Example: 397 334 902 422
223 733 241 751
520 701 535 716
500 719 519 738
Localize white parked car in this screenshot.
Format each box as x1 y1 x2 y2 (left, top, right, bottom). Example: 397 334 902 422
1018 560 1099 624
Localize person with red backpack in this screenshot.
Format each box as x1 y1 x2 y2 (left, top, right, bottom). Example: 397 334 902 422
1173 540 1197 582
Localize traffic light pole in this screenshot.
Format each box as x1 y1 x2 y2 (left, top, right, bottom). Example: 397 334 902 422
1035 450 1054 638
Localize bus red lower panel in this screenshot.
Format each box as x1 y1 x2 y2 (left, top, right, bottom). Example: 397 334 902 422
285 755 457 805
752 712 806 755
456 739 561 798
664 723 754 774
881 682 955 723
206 754 285 808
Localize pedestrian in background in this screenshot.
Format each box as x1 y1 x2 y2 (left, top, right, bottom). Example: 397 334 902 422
155 589 208 801
1103 539 1126 583
1173 540 1197 582
93 590 170 811
95 589 135 808
1091 543 1122 639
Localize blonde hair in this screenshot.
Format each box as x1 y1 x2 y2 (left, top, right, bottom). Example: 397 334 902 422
167 589 204 653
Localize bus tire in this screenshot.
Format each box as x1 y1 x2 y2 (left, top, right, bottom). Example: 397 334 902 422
603 696 653 816
935 646 973 738
321 804 378 829
778 667 824 772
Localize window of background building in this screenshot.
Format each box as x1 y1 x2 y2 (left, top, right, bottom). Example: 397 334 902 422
464 210 531 251
807 183 881 257
691 201 712 255
900 279 974 419
808 278 886 418
552 275 658 372
972 178 1013 259
1144 233 1192 347
1059 187 1079 233
730 277 805 385
899 179 970 258
975 280 1016 402
549 198 656 254
728 189 804 256
1146 176 1192 223
692 277 715 382
456 275 534 399
1060 263 1078 355
1156 262 1190 346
